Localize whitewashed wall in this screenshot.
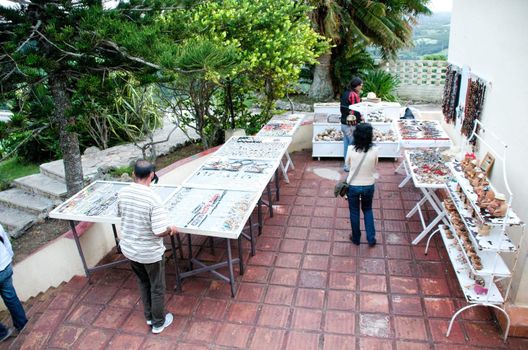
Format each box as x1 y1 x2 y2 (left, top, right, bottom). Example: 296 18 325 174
448 0 528 305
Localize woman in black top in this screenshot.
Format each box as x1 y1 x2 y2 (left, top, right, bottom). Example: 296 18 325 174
340 77 363 171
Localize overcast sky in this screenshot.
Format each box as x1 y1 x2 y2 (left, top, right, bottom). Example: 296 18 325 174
2 0 453 12
429 0 453 12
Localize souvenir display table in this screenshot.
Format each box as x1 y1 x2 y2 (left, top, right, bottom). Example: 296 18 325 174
165 186 261 296
349 101 401 122
395 119 452 188
257 113 306 183
311 113 400 159
49 181 182 281
416 120 525 341
403 149 452 245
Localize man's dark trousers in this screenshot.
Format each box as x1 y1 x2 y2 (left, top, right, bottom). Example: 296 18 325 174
130 259 166 327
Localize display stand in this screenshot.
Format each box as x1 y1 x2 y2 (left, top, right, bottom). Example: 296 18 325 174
401 150 451 245
257 113 306 184
49 181 182 283
395 120 452 187
419 120 524 341
312 113 400 159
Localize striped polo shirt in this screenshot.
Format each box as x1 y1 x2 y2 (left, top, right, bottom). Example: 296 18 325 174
117 183 169 264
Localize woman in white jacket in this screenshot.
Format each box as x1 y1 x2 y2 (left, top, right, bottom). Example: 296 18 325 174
344 123 379 247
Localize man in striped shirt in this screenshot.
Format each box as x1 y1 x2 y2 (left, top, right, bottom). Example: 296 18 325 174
117 160 178 334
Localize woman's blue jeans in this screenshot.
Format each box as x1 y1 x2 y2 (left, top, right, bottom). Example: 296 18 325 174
0 264 28 334
347 185 376 244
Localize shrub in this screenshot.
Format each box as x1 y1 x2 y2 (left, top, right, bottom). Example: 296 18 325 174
362 69 400 102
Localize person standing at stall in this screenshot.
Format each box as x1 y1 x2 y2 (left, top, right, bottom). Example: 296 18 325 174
344 123 378 247
117 160 178 334
0 225 28 342
340 77 364 171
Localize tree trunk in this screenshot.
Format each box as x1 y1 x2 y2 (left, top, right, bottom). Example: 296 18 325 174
50 78 84 196
308 52 334 100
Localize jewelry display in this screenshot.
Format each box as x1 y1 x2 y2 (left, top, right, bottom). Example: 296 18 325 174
314 128 343 141
216 136 290 159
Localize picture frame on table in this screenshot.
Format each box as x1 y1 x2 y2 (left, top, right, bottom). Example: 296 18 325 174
480 152 495 176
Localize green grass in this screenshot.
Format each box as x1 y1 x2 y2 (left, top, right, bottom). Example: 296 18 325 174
0 157 40 190
109 165 133 177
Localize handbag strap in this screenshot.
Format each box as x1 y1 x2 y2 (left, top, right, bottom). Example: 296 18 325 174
347 151 368 184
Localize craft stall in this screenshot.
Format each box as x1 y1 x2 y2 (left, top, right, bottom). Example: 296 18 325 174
164 187 261 296
396 119 453 188
256 113 306 183
172 135 292 295
49 181 181 279
311 111 400 159
404 149 453 245
415 120 525 341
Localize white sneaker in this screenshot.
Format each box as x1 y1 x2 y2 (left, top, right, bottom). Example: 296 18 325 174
146 320 152 326
151 313 173 334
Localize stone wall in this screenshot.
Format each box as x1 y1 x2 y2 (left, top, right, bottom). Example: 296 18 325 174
381 60 447 103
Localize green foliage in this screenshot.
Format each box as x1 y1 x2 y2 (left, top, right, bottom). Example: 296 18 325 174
362 69 400 102
0 157 40 190
422 54 447 61
332 43 375 93
187 0 329 118
108 165 133 178
309 0 431 95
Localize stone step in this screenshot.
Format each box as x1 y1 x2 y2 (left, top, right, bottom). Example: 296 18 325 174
39 160 67 183
0 188 57 216
40 159 100 183
0 204 37 238
13 173 67 200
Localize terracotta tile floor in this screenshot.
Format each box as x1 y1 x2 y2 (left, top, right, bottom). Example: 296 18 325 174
2 150 528 349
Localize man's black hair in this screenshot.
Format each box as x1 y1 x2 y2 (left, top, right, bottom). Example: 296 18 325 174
134 159 154 180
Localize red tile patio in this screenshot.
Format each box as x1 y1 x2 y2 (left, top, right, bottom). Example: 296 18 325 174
2 150 528 349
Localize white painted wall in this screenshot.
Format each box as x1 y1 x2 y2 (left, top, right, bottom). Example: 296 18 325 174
448 0 528 305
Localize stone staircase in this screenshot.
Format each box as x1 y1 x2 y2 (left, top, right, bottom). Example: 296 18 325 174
0 170 67 238
0 119 198 238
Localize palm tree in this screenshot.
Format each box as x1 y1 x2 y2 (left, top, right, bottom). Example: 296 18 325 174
308 0 430 100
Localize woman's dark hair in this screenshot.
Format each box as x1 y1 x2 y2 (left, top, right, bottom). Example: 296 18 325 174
353 123 374 153
349 77 363 91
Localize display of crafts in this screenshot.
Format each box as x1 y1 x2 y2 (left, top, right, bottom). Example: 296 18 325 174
166 187 258 234
257 121 296 137
215 136 290 159
407 149 451 184
373 128 397 142
442 226 489 296
53 181 178 220
313 113 340 124
185 157 277 190
444 199 483 271
271 113 305 123
458 153 508 218
314 128 343 141
366 110 392 123
397 120 450 140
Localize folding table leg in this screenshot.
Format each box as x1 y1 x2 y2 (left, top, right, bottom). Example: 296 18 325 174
237 236 244 275
267 183 274 217
69 220 91 280
112 224 121 253
226 239 236 297
170 235 182 292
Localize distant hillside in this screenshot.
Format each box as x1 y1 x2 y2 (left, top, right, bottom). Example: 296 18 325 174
398 12 450 60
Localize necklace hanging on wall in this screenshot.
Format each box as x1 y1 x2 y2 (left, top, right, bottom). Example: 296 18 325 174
442 64 462 124
462 78 487 144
